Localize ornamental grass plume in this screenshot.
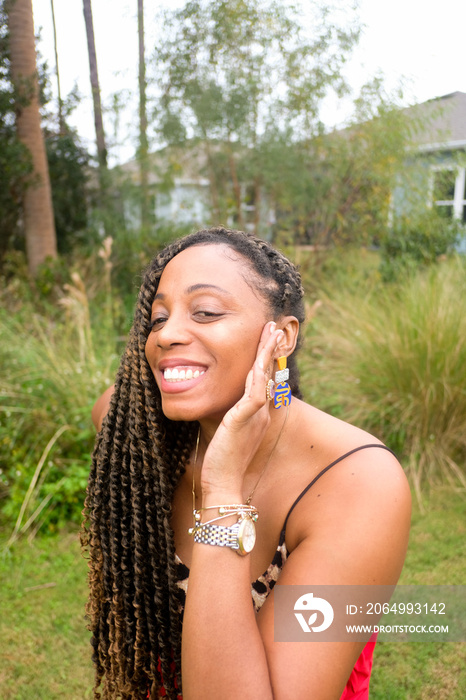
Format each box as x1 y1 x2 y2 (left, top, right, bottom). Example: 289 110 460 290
301 257 466 506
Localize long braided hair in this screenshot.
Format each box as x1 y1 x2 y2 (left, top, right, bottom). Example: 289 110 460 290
82 227 305 699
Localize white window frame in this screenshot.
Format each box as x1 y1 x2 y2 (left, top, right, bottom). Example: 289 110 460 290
429 165 466 221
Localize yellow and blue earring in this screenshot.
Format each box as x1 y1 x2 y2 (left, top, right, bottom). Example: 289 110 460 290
273 356 292 409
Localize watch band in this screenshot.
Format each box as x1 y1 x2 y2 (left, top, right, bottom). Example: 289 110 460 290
193 521 241 550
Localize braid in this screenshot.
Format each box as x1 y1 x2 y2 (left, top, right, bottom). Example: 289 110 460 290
82 227 305 698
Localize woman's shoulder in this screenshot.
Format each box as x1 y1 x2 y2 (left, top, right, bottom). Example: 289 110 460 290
283 399 389 480
293 398 385 449
282 399 411 565
291 396 409 490
91 385 115 431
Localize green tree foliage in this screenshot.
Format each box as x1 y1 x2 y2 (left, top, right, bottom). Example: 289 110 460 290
273 80 414 247
45 130 89 253
153 0 360 233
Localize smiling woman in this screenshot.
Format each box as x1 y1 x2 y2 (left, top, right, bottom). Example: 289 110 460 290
83 226 411 700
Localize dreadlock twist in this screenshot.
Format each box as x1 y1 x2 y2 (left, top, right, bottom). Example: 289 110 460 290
82 227 305 698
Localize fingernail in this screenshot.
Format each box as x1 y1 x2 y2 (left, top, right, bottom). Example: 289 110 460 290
269 322 276 334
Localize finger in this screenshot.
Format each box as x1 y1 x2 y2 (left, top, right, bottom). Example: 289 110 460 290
255 321 277 361
231 326 283 421
257 328 285 373
245 329 284 408
244 366 254 396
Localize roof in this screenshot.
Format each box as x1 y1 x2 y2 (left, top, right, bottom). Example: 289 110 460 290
118 141 212 187
405 91 466 151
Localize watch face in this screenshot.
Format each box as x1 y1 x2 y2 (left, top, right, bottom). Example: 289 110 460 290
238 517 256 555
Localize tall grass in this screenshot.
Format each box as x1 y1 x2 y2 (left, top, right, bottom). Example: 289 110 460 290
0 242 121 541
300 257 466 504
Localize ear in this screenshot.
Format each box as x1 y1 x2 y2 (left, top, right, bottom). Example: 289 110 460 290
274 316 300 359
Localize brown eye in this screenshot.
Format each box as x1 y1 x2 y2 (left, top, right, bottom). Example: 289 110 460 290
194 311 223 322
150 316 167 330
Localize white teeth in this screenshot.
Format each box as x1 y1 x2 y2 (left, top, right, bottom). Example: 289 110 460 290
163 367 205 382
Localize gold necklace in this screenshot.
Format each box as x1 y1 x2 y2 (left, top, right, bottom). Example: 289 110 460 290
191 404 289 513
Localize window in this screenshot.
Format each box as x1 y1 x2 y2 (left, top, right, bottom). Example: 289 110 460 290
430 166 466 222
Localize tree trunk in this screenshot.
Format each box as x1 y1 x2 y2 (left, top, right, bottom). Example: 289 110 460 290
7 0 57 276
50 0 65 135
138 0 150 229
82 0 107 170
227 139 244 229
203 138 221 222
253 179 261 236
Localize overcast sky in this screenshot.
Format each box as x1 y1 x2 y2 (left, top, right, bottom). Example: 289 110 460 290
32 0 466 164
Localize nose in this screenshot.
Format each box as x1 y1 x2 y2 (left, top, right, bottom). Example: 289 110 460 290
155 310 191 348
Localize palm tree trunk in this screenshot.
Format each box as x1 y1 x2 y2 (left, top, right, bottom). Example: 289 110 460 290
138 0 150 230
82 0 107 170
50 0 65 134
7 0 57 276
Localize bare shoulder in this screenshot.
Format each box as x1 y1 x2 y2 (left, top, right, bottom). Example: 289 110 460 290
91 385 115 431
283 400 412 584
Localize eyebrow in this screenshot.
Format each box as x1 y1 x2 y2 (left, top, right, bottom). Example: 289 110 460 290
153 283 233 301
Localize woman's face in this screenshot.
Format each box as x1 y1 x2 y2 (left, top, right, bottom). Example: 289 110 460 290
144 244 271 424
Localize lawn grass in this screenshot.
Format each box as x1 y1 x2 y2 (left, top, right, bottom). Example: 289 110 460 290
0 531 93 699
370 487 466 700
0 487 464 699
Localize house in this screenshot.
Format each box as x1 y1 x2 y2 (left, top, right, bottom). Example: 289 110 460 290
396 92 466 226
117 142 211 229
116 140 273 236
118 92 466 246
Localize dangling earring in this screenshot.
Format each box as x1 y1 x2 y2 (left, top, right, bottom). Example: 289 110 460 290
273 356 292 409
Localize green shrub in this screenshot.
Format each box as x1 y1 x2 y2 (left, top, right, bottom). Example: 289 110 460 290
379 210 461 282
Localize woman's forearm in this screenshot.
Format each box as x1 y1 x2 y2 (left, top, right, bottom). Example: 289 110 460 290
181 497 273 699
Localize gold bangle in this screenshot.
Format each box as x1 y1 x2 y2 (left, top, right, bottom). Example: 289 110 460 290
196 503 258 514
190 504 259 533
193 504 258 521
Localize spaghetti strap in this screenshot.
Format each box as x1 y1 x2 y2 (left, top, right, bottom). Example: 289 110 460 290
283 444 396 531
